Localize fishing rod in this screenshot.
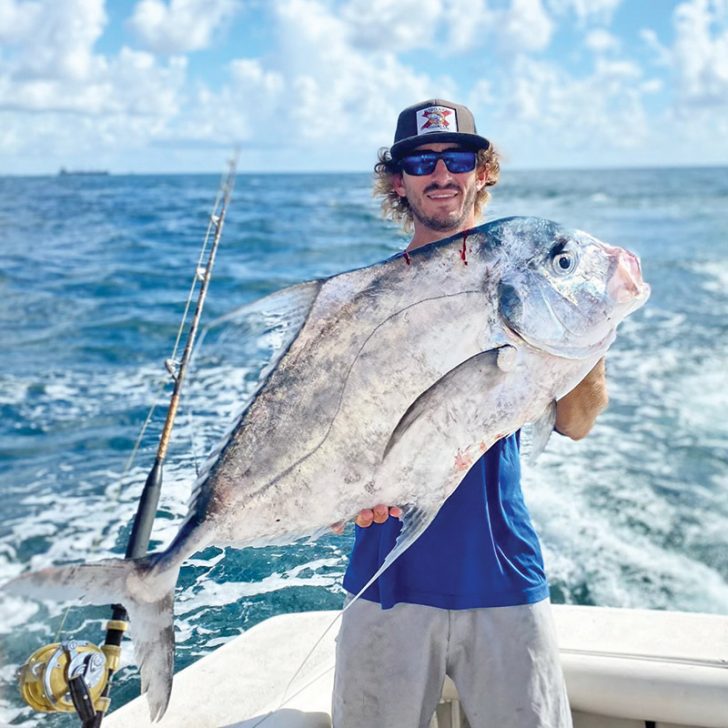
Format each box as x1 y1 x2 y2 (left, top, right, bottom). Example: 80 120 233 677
17 154 238 726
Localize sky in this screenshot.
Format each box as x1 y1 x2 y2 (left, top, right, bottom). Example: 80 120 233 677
1 0 728 174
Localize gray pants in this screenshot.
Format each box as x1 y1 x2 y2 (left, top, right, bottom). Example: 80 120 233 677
332 597 572 728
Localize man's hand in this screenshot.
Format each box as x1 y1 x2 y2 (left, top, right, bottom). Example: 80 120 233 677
330 505 403 534
355 505 403 527
554 358 608 440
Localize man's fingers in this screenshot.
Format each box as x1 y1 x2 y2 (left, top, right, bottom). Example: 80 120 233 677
372 504 389 523
355 509 374 528
356 505 402 527
334 505 403 532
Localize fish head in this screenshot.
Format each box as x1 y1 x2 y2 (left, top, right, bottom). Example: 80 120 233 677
495 218 650 359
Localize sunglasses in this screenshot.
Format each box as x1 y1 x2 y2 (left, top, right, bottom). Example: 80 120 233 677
397 149 477 176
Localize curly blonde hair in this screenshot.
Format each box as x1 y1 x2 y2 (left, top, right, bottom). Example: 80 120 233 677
373 146 501 231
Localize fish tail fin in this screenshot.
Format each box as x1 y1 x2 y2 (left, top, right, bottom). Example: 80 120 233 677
126 579 177 722
3 555 180 722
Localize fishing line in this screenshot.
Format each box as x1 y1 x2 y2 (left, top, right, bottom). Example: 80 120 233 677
247 663 336 728
250 517 421 728
274 505 430 717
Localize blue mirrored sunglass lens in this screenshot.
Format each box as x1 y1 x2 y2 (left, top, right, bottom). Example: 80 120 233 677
400 150 477 176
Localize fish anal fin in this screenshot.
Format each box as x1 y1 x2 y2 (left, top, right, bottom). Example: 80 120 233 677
343 503 440 612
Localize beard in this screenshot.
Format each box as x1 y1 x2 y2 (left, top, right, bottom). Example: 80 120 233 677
408 182 478 232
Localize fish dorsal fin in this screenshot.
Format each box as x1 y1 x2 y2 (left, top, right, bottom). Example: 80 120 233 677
187 280 322 515
383 345 517 460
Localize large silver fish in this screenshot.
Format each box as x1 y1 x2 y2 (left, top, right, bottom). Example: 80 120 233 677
4 216 649 720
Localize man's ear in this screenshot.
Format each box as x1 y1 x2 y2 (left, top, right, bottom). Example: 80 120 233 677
392 172 406 198
475 163 488 191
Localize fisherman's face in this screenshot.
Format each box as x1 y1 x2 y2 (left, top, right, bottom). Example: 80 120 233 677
393 142 487 238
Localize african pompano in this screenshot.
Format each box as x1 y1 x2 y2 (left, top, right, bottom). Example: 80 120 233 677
4 216 649 720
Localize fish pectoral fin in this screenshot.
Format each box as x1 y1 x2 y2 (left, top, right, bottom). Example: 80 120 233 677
382 346 514 460
527 400 557 462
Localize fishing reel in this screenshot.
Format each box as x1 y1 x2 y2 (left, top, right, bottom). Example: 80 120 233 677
18 637 120 719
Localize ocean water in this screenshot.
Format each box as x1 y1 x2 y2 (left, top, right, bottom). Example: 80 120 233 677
0 167 726 725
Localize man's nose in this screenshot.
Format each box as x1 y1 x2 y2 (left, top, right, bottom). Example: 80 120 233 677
430 158 452 182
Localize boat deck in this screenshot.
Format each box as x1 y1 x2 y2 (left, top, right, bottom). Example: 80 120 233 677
105 605 728 728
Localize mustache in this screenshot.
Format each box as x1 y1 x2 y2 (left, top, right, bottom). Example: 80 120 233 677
423 182 461 194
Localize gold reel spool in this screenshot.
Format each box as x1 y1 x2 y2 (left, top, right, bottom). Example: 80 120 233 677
19 640 110 714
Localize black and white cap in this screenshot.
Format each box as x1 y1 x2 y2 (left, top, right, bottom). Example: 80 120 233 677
390 99 491 159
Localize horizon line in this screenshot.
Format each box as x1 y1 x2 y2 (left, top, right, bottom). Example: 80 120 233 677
2 161 728 178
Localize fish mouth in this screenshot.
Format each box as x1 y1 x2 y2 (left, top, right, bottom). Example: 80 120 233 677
501 317 615 361
607 247 651 306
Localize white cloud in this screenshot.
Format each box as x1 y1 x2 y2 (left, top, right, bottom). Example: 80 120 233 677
442 0 492 52
0 0 42 43
671 0 728 106
229 59 284 97
0 0 108 112
475 54 650 164
547 0 622 26
0 46 186 117
0 0 187 143
467 79 495 110
136 0 451 166
276 0 555 59
1 0 727 172
585 28 620 53
342 0 443 51
593 57 641 81
234 0 448 147
0 0 106 81
501 0 554 53
129 0 239 54
640 78 663 94
640 28 672 66
110 48 187 116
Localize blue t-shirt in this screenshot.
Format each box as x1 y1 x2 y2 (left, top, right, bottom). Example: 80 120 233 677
342 433 549 610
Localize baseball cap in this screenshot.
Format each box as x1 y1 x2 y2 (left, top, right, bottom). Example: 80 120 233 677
390 99 491 159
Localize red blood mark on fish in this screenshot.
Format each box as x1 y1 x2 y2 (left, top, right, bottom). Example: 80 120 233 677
460 234 469 265
453 448 473 472
479 441 487 452
403 251 411 265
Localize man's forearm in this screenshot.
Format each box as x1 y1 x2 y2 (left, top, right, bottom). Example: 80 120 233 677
554 358 608 440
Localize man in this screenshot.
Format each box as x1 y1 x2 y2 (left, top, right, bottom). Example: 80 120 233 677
332 99 607 728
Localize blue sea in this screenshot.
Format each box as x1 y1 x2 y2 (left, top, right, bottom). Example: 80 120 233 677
0 168 727 725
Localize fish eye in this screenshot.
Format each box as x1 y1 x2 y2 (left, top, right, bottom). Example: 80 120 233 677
550 247 578 275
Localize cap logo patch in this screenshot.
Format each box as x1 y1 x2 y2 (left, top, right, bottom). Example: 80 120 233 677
417 106 457 135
